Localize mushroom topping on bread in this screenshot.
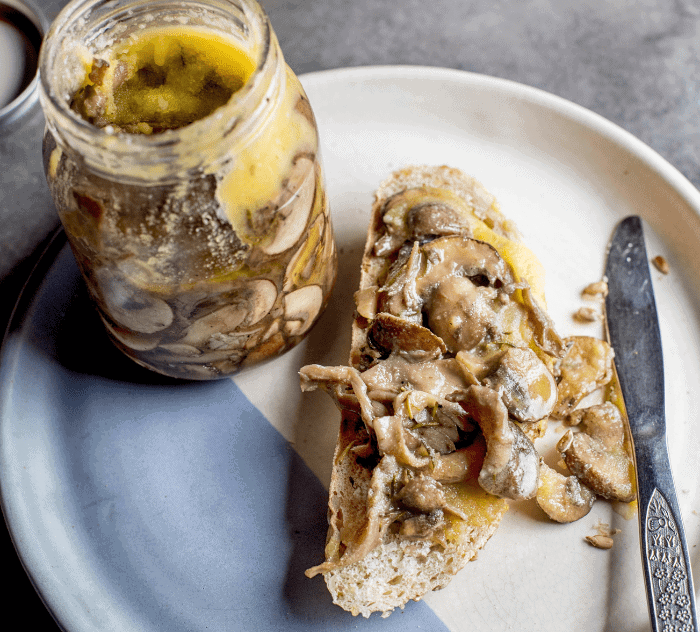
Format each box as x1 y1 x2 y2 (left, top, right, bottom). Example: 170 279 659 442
558 402 635 502
553 336 615 418
299 166 634 618
462 385 540 500
536 460 596 523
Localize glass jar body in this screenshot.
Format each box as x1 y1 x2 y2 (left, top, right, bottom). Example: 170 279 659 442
39 0 336 380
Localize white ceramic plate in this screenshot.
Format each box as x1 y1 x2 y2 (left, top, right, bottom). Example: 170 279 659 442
2 66 700 632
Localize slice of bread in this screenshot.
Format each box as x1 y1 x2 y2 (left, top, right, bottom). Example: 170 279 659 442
301 165 561 617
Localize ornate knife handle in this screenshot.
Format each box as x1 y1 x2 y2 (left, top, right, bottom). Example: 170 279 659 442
637 445 698 632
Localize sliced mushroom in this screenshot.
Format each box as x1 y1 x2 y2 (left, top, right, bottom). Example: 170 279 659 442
373 412 430 469
300 364 377 430
283 213 325 292
407 202 472 242
395 475 469 522
102 319 162 351
455 347 504 383
284 284 323 336
427 438 486 483
462 385 540 500
377 241 424 322
426 276 501 352
373 390 470 469
373 187 474 257
521 287 566 358
157 343 201 357
368 312 446 359
354 285 379 320
360 354 471 402
558 403 635 502
536 460 595 523
418 236 520 294
180 303 248 347
553 336 615 418
565 402 625 450
396 475 448 514
242 331 286 367
482 346 557 422
245 279 278 325
263 155 316 255
96 267 174 334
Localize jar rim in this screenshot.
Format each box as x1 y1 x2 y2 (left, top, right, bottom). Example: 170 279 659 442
38 0 277 166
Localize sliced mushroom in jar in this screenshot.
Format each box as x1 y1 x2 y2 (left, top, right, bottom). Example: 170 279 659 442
245 279 278 325
283 213 325 292
96 267 174 334
284 284 323 336
262 155 316 255
180 302 248 347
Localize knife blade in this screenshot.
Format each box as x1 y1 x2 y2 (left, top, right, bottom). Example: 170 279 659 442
605 215 697 632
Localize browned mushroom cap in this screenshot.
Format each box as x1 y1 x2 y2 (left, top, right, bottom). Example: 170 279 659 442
418 236 520 294
462 385 540 500
558 403 635 503
373 187 474 256
368 312 446 359
407 203 472 241
536 460 596 523
553 336 615 418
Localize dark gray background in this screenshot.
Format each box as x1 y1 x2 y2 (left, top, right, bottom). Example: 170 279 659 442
1 0 699 627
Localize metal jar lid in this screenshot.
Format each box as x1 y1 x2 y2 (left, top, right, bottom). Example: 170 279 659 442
0 0 48 132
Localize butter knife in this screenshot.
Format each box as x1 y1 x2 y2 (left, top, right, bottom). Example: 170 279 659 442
605 215 698 632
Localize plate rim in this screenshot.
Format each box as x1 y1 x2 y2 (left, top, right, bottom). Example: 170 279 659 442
298 64 700 213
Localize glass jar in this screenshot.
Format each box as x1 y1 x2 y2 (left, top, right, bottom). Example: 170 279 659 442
38 0 336 380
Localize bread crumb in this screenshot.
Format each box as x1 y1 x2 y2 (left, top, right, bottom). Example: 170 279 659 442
582 280 608 299
652 255 669 274
585 522 621 549
573 306 600 323
586 534 614 549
